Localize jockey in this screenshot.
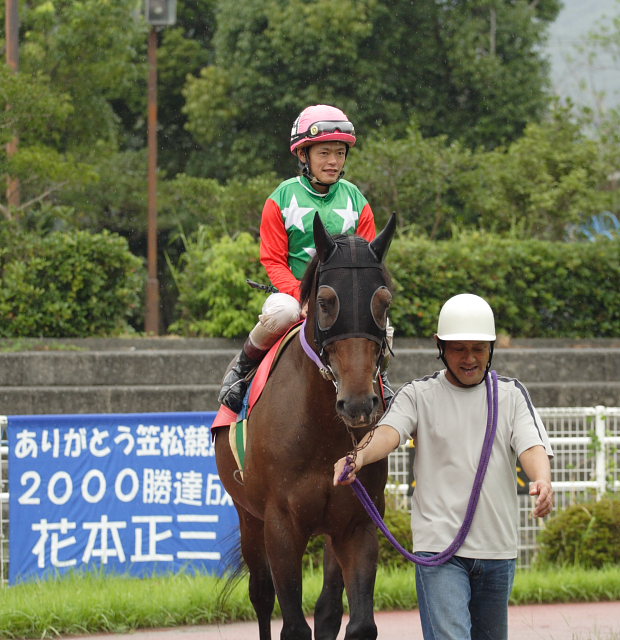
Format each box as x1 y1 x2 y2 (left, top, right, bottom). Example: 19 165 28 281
219 104 395 413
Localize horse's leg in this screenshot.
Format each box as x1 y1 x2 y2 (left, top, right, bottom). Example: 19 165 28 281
313 537 345 640
237 507 276 640
263 513 313 640
214 429 275 639
331 523 379 640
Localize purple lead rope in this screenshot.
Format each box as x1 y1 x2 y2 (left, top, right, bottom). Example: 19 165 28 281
339 370 499 567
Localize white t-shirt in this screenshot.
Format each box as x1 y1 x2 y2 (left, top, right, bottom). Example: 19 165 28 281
381 370 554 559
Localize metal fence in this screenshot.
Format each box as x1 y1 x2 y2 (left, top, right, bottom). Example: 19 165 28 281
386 406 620 568
1 408 619 582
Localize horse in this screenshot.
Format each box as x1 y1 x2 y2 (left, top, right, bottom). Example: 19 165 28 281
214 212 396 640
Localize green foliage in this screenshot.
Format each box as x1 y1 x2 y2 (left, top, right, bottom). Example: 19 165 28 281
169 229 266 337
59 148 148 238
349 122 476 238
151 2 217 176
377 508 414 568
173 229 620 339
159 172 278 238
388 232 620 338
462 111 610 238
535 495 620 569
0 228 144 337
19 0 145 148
0 66 73 149
351 108 612 240
184 0 560 181
1 0 145 223
1 566 619 638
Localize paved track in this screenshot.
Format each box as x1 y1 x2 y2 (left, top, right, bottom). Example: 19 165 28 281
66 601 620 639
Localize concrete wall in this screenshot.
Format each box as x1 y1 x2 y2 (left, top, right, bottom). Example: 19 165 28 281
0 337 619 415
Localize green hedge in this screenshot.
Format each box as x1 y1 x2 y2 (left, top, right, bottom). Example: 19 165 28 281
171 229 620 338
389 231 620 338
0 229 144 337
169 229 266 338
535 495 620 569
304 508 413 570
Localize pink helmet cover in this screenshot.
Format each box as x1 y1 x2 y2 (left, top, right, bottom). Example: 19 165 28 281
290 104 356 154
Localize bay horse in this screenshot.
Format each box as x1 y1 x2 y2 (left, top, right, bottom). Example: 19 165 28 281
214 213 396 640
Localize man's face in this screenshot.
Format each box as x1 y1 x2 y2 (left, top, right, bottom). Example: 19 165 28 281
442 340 491 387
299 141 347 187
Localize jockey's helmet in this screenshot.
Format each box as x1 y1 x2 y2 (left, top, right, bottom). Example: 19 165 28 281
290 105 356 155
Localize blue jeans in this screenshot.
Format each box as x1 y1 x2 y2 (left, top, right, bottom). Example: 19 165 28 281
415 553 516 640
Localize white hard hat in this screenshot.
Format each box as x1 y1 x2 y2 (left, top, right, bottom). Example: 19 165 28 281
436 294 496 341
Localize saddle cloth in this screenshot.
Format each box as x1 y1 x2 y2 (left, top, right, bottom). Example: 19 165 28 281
211 323 302 476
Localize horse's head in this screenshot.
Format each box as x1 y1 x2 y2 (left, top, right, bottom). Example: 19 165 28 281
301 213 396 428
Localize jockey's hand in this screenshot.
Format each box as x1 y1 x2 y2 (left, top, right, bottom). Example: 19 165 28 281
300 301 308 319
333 456 357 486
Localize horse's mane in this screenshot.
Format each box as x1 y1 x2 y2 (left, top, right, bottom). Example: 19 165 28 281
299 233 393 307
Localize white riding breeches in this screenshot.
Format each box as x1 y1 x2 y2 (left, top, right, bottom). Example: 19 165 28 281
248 292 301 351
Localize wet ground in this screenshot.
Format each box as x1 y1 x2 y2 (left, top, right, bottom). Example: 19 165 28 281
65 600 620 639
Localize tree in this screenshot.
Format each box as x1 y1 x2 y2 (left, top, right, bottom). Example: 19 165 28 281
136 1 217 177
184 0 561 181
0 0 146 227
348 121 475 238
349 107 611 240
461 108 611 239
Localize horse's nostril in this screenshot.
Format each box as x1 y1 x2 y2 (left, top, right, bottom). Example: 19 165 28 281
337 395 379 422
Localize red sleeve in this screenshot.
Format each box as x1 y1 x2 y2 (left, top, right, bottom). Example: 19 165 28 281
357 203 377 242
259 198 302 300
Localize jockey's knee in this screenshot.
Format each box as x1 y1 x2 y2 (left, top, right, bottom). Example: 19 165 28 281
249 293 301 350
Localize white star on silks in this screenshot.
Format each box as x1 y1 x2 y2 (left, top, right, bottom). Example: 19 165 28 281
333 197 360 233
303 247 317 259
282 195 314 232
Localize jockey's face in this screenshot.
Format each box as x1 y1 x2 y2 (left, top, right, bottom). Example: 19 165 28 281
298 142 347 192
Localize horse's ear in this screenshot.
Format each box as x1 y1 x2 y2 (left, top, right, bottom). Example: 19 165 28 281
370 212 397 262
313 212 336 263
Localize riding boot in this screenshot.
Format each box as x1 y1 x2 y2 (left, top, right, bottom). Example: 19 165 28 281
380 370 395 408
218 339 267 413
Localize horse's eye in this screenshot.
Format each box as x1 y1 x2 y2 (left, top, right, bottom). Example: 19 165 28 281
317 285 339 330
371 287 392 329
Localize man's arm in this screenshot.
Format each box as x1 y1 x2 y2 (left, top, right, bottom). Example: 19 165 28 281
519 444 554 518
260 198 302 299
333 424 400 486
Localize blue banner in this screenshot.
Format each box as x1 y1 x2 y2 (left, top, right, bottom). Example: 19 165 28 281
8 412 239 585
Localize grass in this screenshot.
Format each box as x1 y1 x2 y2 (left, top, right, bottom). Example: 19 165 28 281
1 565 619 639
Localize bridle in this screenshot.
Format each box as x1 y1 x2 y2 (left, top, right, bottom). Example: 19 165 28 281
300 234 392 389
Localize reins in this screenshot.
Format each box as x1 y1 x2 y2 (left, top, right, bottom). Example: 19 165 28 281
339 370 500 566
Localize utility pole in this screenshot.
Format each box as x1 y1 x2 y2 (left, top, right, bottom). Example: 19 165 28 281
145 24 160 335
144 0 177 335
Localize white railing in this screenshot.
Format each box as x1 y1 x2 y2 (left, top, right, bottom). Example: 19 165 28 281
1 408 619 581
